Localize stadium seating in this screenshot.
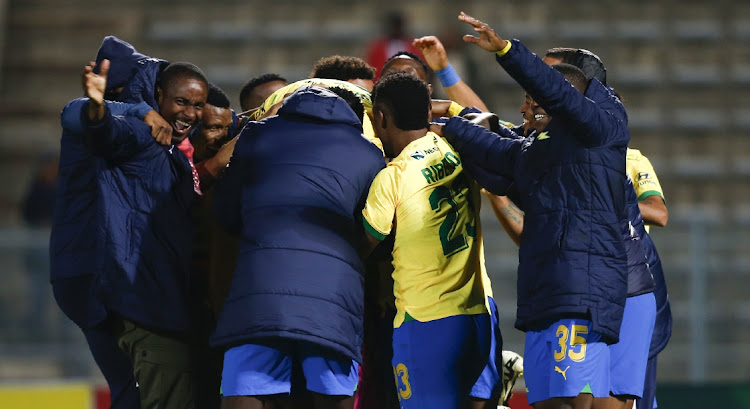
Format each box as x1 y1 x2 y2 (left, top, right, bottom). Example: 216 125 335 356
0 0 746 389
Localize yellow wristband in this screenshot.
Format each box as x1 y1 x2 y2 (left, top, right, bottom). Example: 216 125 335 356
447 101 465 117
495 41 512 57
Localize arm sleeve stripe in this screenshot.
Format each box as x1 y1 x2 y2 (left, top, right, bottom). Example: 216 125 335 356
495 41 513 57
363 217 387 241
637 190 665 202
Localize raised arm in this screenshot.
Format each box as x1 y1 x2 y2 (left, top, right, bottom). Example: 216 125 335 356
62 98 158 136
80 60 155 160
413 35 489 112
459 12 627 148
81 60 109 122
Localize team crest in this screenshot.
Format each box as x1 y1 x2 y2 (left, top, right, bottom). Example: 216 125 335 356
410 150 426 160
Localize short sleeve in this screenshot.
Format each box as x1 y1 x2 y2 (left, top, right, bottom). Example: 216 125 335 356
627 151 665 202
362 166 398 241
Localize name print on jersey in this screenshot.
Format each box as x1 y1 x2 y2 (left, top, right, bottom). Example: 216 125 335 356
420 152 461 184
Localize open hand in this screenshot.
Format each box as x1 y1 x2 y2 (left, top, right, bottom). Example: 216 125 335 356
81 59 109 120
413 36 449 71
81 60 109 105
458 12 508 53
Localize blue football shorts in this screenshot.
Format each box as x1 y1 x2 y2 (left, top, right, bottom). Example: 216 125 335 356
221 340 359 397
392 313 490 409
524 318 610 404
470 297 504 400
610 292 656 398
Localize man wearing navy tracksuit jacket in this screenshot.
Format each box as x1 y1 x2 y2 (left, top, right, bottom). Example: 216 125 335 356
53 97 153 409
442 13 631 409
211 85 384 409
81 58 208 409
51 35 172 409
544 47 671 409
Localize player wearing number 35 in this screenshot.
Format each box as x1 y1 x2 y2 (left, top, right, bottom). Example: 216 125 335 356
361 72 491 409
437 12 631 408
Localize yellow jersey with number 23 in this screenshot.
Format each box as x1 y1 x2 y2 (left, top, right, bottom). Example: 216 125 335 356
362 132 488 328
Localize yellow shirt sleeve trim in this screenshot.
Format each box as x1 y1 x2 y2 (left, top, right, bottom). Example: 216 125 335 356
447 101 465 117
495 41 512 57
637 190 665 203
363 217 387 241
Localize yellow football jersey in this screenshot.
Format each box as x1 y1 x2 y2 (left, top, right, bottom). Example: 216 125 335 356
250 78 382 152
362 132 488 328
627 148 665 233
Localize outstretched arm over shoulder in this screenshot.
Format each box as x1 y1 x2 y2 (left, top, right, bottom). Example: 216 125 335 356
496 40 627 148
441 116 521 183
458 12 627 148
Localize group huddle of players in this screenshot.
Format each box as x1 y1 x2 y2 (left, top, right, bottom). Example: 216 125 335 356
51 11 671 409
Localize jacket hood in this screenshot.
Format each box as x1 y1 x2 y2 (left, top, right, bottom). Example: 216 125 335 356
585 78 628 124
277 85 363 129
571 49 607 86
94 36 148 91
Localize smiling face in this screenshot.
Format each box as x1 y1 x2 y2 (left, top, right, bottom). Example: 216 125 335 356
156 77 208 144
520 93 551 135
193 104 232 162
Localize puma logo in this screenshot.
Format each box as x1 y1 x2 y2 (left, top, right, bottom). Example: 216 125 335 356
555 365 570 380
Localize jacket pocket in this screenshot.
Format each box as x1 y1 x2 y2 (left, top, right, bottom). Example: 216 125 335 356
126 210 135 261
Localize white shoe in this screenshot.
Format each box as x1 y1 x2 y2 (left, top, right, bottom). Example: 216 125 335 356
500 350 524 406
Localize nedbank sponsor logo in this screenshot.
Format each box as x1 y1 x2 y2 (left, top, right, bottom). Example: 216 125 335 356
410 150 425 160
410 147 438 161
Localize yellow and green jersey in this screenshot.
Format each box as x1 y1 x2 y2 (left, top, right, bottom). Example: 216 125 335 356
626 148 665 233
251 78 382 152
362 132 488 328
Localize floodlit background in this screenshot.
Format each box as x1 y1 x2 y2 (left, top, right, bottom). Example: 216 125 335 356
0 0 748 407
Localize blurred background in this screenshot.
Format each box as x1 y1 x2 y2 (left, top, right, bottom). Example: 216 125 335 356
0 0 748 407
